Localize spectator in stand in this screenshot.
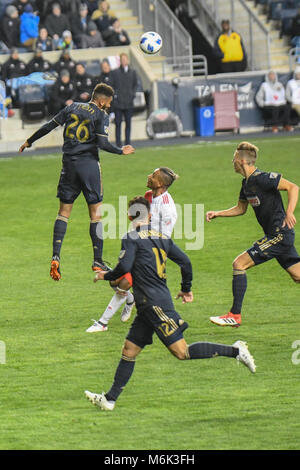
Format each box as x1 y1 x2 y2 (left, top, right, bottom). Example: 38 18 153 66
256 70 293 133
74 62 94 102
12 0 37 16
27 47 52 74
70 3 90 49
286 66 300 120
1 5 20 50
85 0 98 16
48 68 76 114
54 49 77 77
57 30 73 51
99 58 113 87
103 18 130 47
20 3 39 49
45 3 70 49
1 48 27 81
35 27 54 51
91 0 116 33
213 19 247 73
111 52 137 147
290 7 300 47
81 20 105 48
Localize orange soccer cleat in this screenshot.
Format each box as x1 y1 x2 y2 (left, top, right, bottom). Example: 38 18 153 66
92 260 112 273
50 256 61 281
209 312 241 327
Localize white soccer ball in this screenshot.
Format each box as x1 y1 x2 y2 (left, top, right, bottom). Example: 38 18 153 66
139 31 162 55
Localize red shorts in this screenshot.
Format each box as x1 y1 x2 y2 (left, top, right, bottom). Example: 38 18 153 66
118 272 133 286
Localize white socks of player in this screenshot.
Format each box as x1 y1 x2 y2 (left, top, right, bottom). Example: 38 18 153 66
99 291 134 325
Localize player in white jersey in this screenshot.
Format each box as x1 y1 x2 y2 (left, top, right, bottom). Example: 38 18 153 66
86 167 179 332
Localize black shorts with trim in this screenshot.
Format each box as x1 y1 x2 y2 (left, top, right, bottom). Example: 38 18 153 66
57 156 103 205
126 304 189 349
247 229 300 270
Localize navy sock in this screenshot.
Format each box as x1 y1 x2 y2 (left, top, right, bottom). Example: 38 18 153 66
105 357 136 402
231 270 247 315
188 342 238 359
90 220 103 262
52 216 68 258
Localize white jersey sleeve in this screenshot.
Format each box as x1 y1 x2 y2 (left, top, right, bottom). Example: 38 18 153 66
151 192 177 237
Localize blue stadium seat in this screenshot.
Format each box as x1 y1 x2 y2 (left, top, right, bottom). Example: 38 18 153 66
18 84 46 125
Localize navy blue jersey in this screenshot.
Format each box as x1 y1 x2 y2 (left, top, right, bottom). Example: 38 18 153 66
53 102 109 160
104 225 193 311
239 168 287 235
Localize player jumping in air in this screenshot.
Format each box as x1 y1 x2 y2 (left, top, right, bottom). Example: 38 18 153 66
84 196 256 411
19 83 135 280
206 141 300 327
86 167 178 332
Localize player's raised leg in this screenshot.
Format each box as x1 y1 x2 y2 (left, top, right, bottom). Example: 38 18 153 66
168 338 256 373
210 251 255 327
50 202 73 281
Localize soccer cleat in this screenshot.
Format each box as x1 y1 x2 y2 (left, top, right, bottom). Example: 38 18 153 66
120 301 135 323
84 390 115 411
50 255 61 281
92 260 112 272
86 320 108 333
210 312 241 327
233 340 256 373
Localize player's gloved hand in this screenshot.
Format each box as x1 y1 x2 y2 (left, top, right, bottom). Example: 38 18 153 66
176 291 193 304
122 145 135 155
19 141 31 152
94 271 106 282
282 211 297 229
206 211 218 222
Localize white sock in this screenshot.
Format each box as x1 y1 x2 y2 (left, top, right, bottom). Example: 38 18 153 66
126 291 134 304
99 293 127 324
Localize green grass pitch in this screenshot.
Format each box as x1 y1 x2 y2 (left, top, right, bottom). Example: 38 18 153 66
0 136 300 450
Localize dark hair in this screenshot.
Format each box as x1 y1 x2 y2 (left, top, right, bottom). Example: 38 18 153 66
92 82 114 100
128 196 150 220
159 167 179 187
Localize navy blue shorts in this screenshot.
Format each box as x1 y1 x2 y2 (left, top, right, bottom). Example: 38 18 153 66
247 230 300 270
57 156 103 205
126 304 189 349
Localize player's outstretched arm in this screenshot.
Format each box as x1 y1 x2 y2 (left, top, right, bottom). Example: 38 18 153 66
206 200 248 222
278 177 299 229
19 120 59 152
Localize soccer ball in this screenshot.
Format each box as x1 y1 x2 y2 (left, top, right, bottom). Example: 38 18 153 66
139 31 162 55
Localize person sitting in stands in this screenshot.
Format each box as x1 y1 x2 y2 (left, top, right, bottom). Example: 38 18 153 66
102 18 130 47
27 47 52 74
19 3 39 49
35 27 54 51
91 0 116 34
256 70 293 133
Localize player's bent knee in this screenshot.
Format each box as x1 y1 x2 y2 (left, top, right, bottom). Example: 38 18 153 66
119 278 131 291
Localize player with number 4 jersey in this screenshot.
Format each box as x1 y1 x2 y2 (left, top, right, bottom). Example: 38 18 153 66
19 83 135 280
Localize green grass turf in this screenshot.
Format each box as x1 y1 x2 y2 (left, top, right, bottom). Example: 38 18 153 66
0 136 300 450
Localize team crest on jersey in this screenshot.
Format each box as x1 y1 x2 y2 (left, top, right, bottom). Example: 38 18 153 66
270 172 278 179
104 126 109 135
247 195 260 207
